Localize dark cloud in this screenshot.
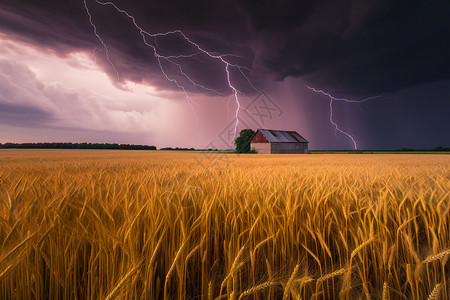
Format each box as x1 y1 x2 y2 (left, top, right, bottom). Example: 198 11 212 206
240 0 450 96
0 0 253 94
1 0 449 97
0 58 56 127
0 102 55 128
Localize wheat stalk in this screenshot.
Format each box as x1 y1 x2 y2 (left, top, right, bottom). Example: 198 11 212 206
362 282 372 300
219 243 248 296
283 264 299 300
104 261 142 300
208 281 213 300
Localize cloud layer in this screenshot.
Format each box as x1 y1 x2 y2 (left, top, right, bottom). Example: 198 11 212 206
1 0 449 149
1 0 449 97
0 38 171 134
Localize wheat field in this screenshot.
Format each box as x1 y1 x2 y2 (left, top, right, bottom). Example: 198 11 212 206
0 150 449 299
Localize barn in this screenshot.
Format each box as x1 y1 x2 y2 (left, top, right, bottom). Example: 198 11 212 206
250 129 308 154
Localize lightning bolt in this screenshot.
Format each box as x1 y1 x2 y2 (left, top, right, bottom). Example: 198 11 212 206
83 0 119 82
306 85 383 150
83 0 258 138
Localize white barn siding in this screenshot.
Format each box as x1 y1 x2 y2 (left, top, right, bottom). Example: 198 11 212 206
251 142 270 154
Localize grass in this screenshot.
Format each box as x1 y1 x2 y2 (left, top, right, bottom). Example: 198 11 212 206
0 150 449 299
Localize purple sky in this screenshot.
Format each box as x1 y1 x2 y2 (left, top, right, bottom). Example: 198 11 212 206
0 0 449 150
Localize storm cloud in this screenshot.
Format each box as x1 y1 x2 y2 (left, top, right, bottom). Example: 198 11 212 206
1 0 449 97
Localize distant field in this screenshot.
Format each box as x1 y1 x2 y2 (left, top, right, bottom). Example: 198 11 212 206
0 150 449 299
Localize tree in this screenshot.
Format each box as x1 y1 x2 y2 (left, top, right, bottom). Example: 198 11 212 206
234 129 255 153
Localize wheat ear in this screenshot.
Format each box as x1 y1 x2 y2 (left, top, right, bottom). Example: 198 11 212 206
238 282 277 300
423 249 450 264
317 268 346 283
382 282 388 300
283 264 300 300
427 283 442 300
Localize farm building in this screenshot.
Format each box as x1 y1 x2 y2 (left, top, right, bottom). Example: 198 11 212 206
250 129 308 154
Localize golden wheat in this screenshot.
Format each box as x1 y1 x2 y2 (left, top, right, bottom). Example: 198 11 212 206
0 150 448 299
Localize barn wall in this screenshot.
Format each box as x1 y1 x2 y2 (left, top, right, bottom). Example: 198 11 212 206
251 131 268 143
251 142 270 154
270 143 308 154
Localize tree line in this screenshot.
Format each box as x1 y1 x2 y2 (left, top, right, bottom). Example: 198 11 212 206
160 147 196 151
0 142 156 150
